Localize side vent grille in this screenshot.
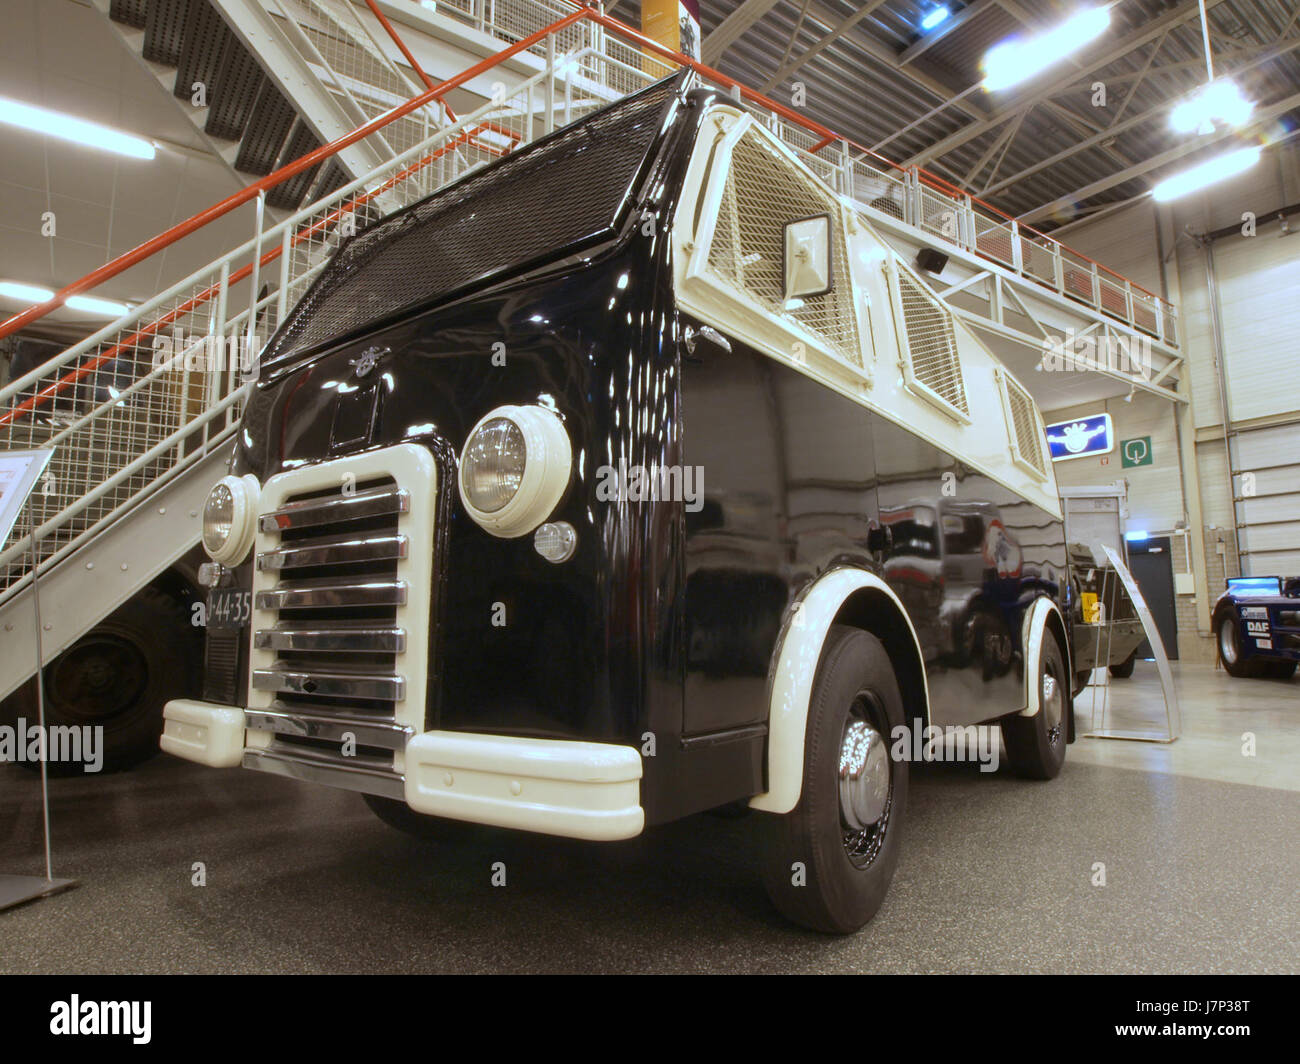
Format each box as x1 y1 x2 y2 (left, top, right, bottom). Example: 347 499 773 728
1002 372 1047 476
706 129 862 370
894 266 969 418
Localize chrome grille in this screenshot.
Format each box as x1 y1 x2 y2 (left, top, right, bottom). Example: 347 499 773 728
249 475 414 792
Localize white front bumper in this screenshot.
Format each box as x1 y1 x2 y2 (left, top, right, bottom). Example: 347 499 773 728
161 700 645 841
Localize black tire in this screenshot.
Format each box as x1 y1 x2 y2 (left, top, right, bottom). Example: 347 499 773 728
1002 633 1068 780
1263 660 1297 680
2 586 201 775
1215 612 1256 678
362 793 479 843
762 625 907 934
1108 652 1136 679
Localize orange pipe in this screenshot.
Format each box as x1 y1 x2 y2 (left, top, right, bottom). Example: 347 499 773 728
0 7 588 343
0 123 506 425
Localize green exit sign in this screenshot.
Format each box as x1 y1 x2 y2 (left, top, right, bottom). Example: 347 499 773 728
1120 436 1153 467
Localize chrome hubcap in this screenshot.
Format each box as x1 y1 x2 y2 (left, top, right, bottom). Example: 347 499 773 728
839 719 890 831
1042 669 1063 746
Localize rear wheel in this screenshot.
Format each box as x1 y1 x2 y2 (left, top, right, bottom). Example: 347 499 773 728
762 625 907 934
2 586 201 774
1002 634 1068 779
1108 652 1136 679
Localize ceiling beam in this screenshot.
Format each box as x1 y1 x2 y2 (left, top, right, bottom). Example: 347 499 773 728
702 0 784 65
961 104 1028 188
760 0 890 90
903 0 1232 168
897 0 998 66
984 34 1300 196
1017 90 1300 224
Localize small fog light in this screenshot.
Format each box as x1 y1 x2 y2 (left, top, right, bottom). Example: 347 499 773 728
533 521 577 564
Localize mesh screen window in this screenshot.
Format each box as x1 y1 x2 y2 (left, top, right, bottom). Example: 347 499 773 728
259 75 684 376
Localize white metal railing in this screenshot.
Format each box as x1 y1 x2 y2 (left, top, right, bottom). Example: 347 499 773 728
0 0 1178 614
0 47 629 604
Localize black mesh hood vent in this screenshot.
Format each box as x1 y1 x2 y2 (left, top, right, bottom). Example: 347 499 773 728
259 73 686 378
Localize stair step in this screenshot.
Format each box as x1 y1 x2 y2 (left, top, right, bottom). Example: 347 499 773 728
173 0 234 104
235 79 297 177
108 0 148 30
266 121 325 210
143 0 192 66
206 27 268 140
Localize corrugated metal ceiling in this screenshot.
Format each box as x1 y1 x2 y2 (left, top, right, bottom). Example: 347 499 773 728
695 0 1300 228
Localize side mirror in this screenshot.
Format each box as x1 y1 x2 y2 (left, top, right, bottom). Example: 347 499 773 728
783 213 832 300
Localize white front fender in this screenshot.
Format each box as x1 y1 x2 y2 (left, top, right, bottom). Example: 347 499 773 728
750 568 928 814
1019 596 1068 717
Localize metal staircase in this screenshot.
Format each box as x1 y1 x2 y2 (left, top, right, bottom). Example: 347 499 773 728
0 0 1183 705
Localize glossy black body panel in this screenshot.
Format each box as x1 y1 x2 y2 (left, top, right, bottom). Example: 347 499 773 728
680 339 1069 736
221 78 1069 827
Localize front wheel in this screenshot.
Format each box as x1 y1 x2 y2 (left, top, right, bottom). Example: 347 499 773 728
1002 633 1068 779
761 625 907 934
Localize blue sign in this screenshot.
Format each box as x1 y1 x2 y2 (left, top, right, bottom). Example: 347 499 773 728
1044 413 1114 462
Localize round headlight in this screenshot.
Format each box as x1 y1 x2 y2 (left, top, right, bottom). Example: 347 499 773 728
202 474 259 565
458 405 571 538
461 418 526 513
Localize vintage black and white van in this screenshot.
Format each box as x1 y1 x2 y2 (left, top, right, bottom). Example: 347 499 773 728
164 72 1075 934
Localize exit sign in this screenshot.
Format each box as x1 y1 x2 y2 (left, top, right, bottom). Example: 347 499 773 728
1121 436 1153 467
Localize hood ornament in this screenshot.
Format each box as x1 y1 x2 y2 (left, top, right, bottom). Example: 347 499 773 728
350 345 390 379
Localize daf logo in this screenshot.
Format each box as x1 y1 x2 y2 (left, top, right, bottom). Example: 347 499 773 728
350 345 389 378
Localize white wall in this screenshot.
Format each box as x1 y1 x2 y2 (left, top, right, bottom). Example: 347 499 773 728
1045 140 1300 656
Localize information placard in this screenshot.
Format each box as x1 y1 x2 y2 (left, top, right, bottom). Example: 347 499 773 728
0 449 55 546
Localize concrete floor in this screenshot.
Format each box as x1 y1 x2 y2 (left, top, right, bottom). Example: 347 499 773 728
1 662 1296 973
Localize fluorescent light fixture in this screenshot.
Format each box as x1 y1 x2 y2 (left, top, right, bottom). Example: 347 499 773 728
1170 79 1254 134
1124 530 1149 542
1152 146 1261 201
0 282 131 317
0 97 156 160
66 295 130 317
982 7 1111 91
922 7 951 30
0 281 55 304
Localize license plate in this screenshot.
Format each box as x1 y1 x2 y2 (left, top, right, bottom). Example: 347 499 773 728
208 588 251 630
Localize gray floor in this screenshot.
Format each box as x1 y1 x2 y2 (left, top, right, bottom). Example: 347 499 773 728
4 664 1297 973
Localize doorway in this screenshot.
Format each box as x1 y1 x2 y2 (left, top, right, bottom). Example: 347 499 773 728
1127 536 1178 660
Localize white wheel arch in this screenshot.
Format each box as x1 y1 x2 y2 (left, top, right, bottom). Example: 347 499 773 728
749 568 929 814
1018 596 1070 718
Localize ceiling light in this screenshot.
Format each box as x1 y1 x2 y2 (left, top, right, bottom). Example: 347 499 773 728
0 282 55 304
66 295 131 317
0 282 132 317
1152 146 1261 201
0 97 156 160
922 7 951 31
982 7 1111 92
1169 79 1254 134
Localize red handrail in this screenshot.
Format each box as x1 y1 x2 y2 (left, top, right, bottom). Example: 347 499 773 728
0 6 587 343
0 0 1163 347
0 122 497 427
